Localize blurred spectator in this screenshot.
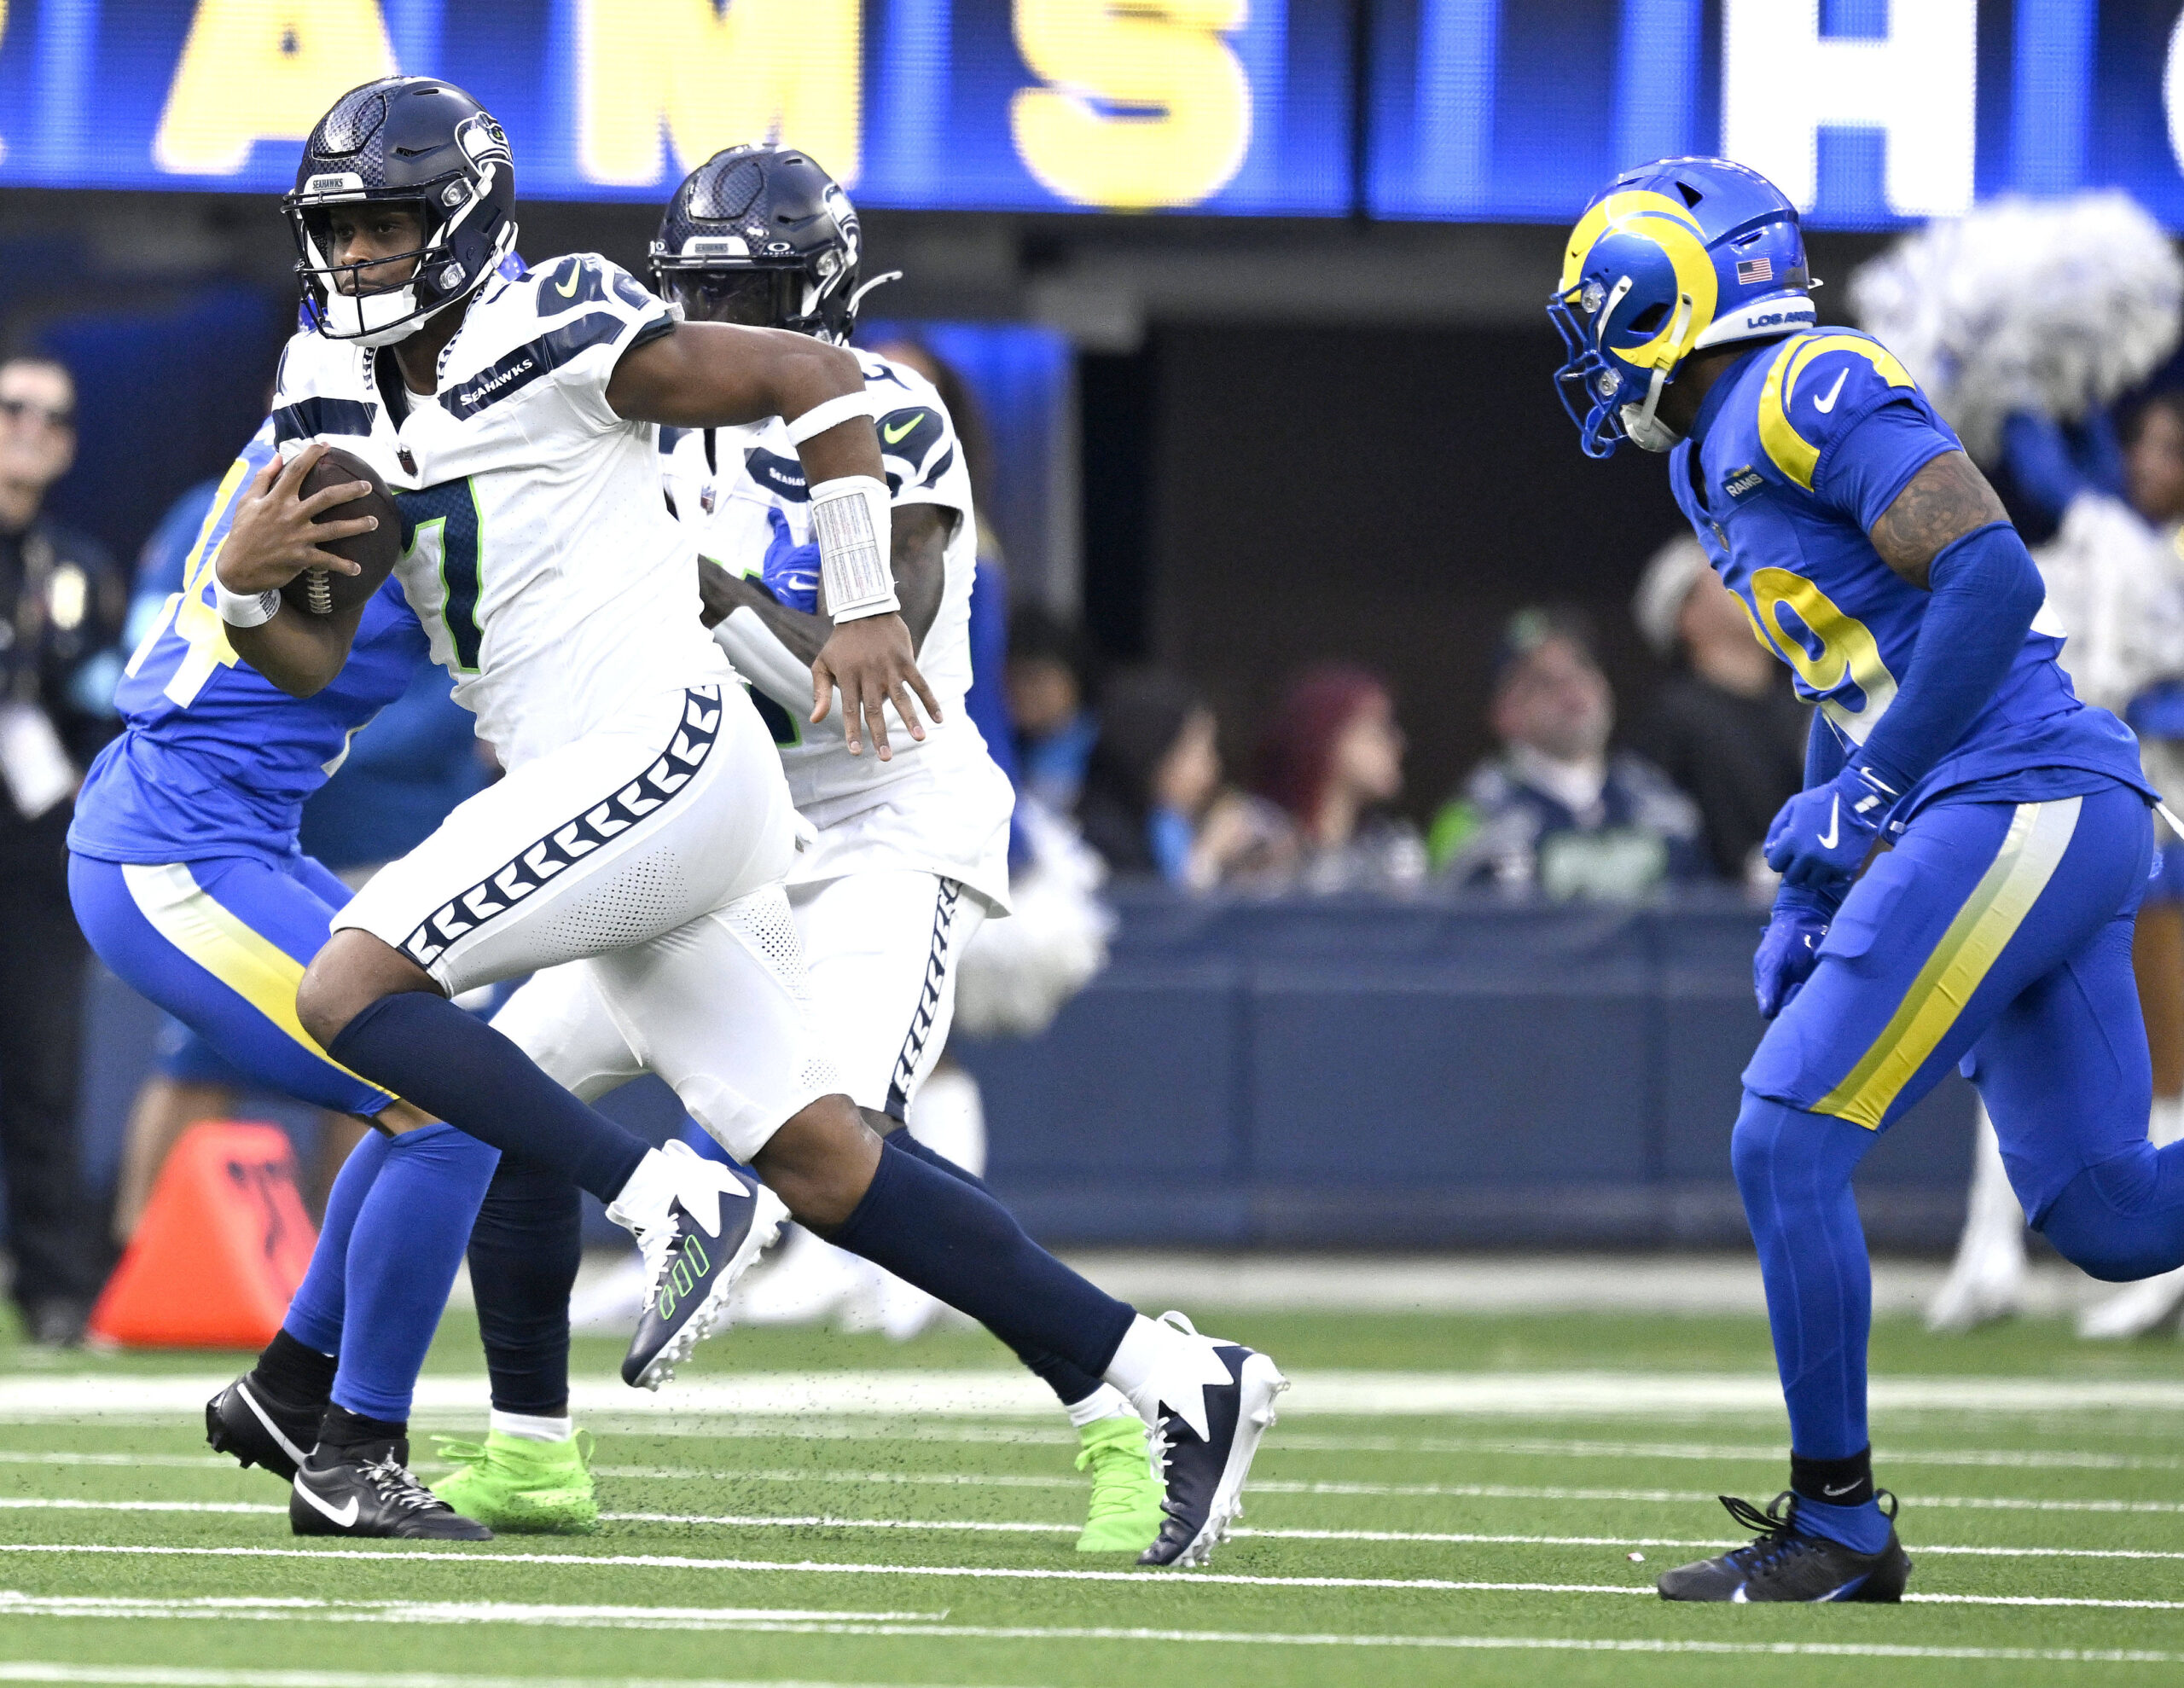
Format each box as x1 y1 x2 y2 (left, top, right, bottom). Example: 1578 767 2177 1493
1432 606 1704 899
1627 535 1808 885
1008 605 1100 813
0 353 127 1342
1077 670 1275 887
1249 664 1426 893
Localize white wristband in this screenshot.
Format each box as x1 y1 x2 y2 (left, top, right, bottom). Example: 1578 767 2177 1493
785 392 872 447
809 475 898 624
212 551 281 629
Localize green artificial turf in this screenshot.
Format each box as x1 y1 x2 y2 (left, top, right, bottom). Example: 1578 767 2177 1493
0 1301 2177 1687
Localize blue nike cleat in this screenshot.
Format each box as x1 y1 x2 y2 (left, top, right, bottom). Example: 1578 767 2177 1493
1657 1491 1912 1602
608 1140 787 1389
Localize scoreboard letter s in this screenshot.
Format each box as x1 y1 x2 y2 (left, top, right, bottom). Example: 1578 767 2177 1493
1011 0 1251 209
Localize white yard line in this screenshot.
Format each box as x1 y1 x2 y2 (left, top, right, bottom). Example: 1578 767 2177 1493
1 1615 2183 1673
2 1540 2182 1604
9 1373 2184 1421
578 1463 2184 1515
3 1492 2179 1548
0 1667 990 1688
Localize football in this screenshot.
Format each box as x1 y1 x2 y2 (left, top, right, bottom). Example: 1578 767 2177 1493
283 445 402 616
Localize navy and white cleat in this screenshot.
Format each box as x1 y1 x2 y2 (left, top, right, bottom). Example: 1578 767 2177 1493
1128 1312 1288 1568
608 1140 788 1389
206 1375 318 1483
1657 1492 1912 1603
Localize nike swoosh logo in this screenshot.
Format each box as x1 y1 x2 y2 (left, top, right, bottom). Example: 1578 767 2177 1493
1812 368 1849 414
236 1383 311 1469
554 268 580 298
291 1476 359 1528
1821 1481 1861 1496
1817 794 1840 850
881 417 918 445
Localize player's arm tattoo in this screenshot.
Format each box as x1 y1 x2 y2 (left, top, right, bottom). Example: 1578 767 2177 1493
694 504 951 663
1867 450 2010 590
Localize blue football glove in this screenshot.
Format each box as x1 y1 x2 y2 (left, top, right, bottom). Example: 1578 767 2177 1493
1763 763 1896 892
759 508 822 614
1753 885 1837 1020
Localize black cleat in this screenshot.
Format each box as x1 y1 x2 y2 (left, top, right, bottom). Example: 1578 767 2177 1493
1657 1492 1912 1603
609 1142 787 1390
206 1376 319 1483
1128 1313 1288 1568
291 1439 493 1540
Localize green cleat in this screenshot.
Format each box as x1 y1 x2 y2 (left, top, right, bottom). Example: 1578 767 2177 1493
428 1430 600 1535
1072 1412 1165 1553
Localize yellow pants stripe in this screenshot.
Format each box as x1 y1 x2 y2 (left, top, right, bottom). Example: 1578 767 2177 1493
121 861 394 1106
1815 798 2080 1130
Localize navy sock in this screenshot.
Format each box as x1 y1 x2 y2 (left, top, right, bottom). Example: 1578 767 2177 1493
881 1131 1107 1407
328 993 650 1202
830 1137 1134 1378
468 1156 583 1417
1731 1090 1889 1552
282 1128 392 1355
331 1123 500 1422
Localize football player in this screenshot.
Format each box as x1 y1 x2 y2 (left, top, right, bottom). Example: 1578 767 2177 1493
451 146 1163 1553
220 77 1282 1568
69 408 586 1538
1554 158 2175 1601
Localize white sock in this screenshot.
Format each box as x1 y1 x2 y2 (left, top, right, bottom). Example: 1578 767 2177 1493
1101 1313 1193 1401
1066 1383 1135 1430
491 1409 572 1443
603 1147 670 1226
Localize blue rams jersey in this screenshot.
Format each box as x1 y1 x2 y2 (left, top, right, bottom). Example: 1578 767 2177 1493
1670 330 2149 819
69 421 437 865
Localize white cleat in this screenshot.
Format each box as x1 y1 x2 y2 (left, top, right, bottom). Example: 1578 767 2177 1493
1125 1312 1288 1569
2077 1267 2184 1340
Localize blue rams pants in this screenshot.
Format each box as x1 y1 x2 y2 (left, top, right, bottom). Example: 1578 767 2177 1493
1735 783 2184 1464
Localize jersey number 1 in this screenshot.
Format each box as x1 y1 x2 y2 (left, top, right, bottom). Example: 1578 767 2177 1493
395 479 485 672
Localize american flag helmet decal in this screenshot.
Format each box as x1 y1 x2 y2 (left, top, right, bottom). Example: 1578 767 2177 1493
1736 255 1774 285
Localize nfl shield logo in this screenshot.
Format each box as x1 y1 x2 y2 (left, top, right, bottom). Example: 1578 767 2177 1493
700 483 716 514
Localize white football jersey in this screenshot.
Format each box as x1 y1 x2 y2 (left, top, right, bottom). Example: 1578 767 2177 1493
270 254 729 769
665 349 1014 910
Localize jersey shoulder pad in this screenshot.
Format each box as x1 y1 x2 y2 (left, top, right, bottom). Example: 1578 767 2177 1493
527 252 662 319
865 357 960 496
270 332 375 445
1754 330 1923 491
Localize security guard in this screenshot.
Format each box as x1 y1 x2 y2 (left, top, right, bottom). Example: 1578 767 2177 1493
0 353 127 1344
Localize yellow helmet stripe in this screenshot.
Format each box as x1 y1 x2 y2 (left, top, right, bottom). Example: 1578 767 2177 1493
1758 334 1917 490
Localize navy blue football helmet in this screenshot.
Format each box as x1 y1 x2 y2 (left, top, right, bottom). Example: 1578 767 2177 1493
284 78 519 349
650 147 895 344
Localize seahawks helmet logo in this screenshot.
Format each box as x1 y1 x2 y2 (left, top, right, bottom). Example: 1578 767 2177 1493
456 113 511 170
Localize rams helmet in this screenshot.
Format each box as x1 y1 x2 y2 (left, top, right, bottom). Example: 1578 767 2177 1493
1550 158 1815 457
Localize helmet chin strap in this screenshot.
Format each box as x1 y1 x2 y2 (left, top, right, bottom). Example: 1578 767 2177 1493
1619 293 1694 453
